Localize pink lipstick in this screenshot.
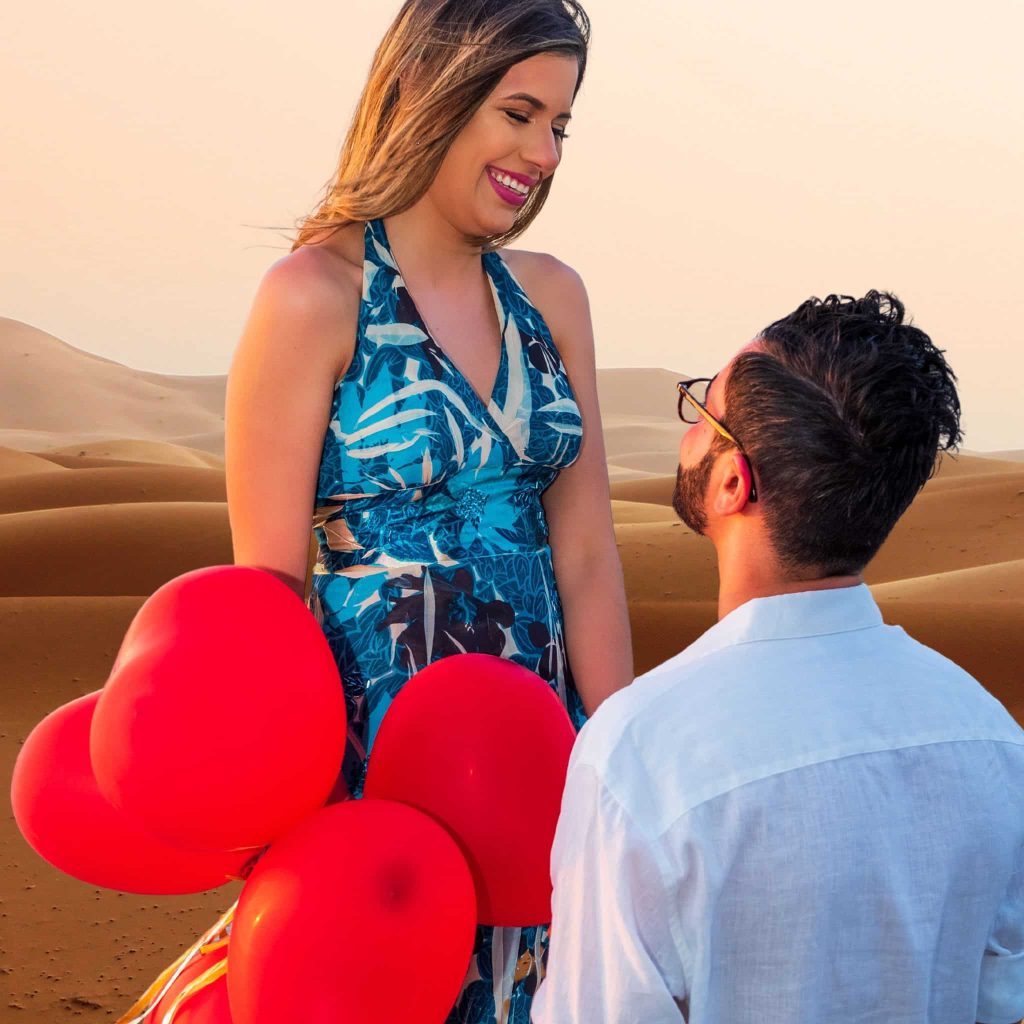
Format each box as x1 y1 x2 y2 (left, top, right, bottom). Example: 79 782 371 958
486 166 536 208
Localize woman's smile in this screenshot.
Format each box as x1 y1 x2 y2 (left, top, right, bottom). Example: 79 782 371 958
486 165 537 206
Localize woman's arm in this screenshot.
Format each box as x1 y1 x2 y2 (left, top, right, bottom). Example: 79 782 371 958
225 247 359 599
510 252 634 715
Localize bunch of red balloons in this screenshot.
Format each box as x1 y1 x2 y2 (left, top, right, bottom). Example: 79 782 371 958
10 565 577 1024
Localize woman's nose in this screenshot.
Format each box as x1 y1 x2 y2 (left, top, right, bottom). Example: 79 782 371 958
522 127 561 177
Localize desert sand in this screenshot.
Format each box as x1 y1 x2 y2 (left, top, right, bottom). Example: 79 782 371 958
1 318 1022 1020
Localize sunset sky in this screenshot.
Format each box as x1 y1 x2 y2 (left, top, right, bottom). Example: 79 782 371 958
3 1 1021 450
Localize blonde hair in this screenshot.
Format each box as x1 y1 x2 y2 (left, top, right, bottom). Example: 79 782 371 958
293 0 590 252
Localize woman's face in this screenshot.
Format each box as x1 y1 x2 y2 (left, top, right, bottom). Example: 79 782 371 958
427 51 579 239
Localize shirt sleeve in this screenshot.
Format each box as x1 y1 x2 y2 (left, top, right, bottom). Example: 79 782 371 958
977 846 1024 1024
532 759 688 1024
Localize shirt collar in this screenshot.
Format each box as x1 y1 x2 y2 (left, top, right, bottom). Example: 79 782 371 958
667 584 884 671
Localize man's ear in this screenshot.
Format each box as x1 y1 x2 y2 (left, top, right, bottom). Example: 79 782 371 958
711 450 754 517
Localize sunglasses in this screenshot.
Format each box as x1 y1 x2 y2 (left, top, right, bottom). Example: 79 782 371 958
676 378 759 502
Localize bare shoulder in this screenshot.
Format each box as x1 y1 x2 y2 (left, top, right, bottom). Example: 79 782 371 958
500 248 587 310
500 248 592 359
245 225 365 378
257 226 363 324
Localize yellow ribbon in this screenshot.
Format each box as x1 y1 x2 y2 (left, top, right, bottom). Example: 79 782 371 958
158 955 229 1024
114 904 235 1024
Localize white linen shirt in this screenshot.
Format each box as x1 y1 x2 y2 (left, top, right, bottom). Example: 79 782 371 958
533 585 1024 1024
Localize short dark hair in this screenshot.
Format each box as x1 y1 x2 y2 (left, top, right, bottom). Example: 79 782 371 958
721 291 962 576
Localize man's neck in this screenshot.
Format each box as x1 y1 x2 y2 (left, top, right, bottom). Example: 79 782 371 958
714 536 864 620
717 574 864 620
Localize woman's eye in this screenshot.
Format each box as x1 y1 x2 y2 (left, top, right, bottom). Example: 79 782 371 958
504 109 569 141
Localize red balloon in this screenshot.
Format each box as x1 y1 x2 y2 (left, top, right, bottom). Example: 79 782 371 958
363 653 577 926
228 800 476 1024
11 691 254 893
90 566 347 851
146 945 231 1024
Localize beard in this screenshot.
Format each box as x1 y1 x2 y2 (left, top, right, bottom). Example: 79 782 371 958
672 450 716 534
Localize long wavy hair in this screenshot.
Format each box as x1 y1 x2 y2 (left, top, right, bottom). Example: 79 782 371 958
292 0 590 252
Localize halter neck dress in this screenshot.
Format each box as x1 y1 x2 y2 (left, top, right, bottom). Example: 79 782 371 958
308 218 586 1023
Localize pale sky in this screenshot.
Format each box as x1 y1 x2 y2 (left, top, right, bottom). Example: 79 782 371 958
2 1 1022 450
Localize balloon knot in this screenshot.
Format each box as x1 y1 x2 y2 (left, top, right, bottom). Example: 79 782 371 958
238 844 271 881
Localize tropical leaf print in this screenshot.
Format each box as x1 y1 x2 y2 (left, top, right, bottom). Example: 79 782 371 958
307 219 585 1024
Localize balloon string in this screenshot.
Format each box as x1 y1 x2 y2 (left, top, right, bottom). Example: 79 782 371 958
113 950 195 1024
114 904 235 1024
159 956 229 1024
227 844 270 883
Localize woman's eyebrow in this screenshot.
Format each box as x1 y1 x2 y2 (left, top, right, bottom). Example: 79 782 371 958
499 92 572 120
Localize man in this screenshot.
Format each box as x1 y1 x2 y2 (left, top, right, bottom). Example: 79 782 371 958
532 292 1024 1024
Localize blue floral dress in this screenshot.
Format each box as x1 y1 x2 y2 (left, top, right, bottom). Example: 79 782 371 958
307 218 586 1023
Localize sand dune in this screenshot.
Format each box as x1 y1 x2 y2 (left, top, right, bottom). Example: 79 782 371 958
0 318 226 456
607 451 682 480
610 499 679 524
609 453 1024 505
617 520 719 603
1 597 147 716
966 448 1024 463
932 452 1023 478
1 325 1022 1023
0 446 67 478
0 464 226 516
39 439 225 468
626 599 720 674
867 473 1023 582
872 560 1024 602
0 502 233 597
609 474 677 506
605 464 658 482
597 368 688 480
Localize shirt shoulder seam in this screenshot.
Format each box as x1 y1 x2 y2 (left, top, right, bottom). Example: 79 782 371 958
649 736 1024 835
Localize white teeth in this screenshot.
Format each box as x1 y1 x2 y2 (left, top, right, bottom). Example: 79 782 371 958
491 169 529 195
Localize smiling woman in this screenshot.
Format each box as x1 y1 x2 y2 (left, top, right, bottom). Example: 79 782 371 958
292 0 586 251
117 2 634 1024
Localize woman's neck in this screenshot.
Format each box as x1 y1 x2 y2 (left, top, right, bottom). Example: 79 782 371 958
383 200 483 291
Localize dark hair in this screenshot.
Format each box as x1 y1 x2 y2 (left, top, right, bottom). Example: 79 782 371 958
721 291 962 576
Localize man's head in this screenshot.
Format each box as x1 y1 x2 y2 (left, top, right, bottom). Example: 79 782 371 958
673 291 963 578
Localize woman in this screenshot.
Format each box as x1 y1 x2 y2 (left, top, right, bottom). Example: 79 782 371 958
124 1 632 1021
